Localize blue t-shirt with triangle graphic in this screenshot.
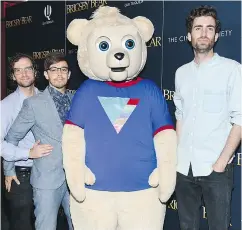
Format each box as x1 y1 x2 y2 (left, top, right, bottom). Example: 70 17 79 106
66 77 174 192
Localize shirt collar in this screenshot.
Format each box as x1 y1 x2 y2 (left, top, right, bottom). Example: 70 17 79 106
193 53 220 68
48 84 67 98
16 86 39 101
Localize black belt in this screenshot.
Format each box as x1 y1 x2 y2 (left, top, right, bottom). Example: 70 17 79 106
15 166 32 173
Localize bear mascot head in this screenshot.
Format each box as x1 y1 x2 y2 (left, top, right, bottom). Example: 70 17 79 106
62 6 177 230
66 6 154 82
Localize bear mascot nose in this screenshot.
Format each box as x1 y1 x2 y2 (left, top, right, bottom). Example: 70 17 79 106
114 52 125 60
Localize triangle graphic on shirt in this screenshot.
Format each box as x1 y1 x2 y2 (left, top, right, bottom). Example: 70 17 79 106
98 96 140 133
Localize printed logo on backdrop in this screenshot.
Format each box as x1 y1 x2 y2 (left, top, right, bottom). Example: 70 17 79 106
66 0 107 14
33 48 65 59
6 15 32 28
163 89 174 101
44 5 52 20
42 5 54 26
168 29 233 44
124 0 143 8
147 36 162 48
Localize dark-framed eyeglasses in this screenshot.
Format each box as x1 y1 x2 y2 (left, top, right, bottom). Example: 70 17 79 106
47 67 69 74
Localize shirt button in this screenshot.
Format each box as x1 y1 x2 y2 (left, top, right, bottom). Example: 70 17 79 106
191 133 193 136
193 117 195 121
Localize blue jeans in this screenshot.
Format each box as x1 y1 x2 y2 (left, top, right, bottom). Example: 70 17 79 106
33 182 73 230
176 164 233 230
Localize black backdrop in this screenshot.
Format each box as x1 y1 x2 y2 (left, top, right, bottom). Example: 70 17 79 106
5 1 241 229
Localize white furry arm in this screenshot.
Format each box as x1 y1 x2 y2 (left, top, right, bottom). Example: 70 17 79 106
62 124 86 202
154 129 177 203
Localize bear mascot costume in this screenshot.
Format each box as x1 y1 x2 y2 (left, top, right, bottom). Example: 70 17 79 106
62 6 177 230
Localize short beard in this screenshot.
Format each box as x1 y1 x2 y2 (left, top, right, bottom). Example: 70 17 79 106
49 81 67 90
52 85 66 89
17 79 35 88
193 37 215 54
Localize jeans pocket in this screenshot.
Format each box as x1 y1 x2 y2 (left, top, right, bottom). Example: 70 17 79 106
212 170 226 175
208 169 227 180
210 164 233 182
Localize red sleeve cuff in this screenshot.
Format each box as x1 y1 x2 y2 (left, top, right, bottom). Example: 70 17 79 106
153 125 174 136
65 120 84 129
65 120 77 126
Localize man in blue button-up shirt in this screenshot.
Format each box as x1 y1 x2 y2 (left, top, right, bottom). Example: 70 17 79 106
1 53 53 230
173 5 241 230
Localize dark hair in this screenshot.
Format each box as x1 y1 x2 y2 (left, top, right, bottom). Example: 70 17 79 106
44 52 69 70
8 53 38 80
186 5 221 33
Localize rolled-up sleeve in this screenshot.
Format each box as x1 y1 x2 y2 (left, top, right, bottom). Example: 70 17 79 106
173 71 183 121
3 161 16 176
228 63 241 126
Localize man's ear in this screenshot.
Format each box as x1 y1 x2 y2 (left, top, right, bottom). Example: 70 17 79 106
44 71 49 80
67 19 89 46
68 71 71 80
12 74 16 81
187 32 191 42
215 33 219 42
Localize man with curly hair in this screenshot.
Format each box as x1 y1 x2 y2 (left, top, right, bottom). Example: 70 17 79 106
1 53 53 230
174 5 241 230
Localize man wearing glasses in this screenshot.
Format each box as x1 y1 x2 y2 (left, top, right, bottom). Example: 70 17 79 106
1 53 53 230
4 52 74 230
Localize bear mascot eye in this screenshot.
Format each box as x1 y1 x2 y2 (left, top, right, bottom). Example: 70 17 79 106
125 39 135 50
99 41 110 51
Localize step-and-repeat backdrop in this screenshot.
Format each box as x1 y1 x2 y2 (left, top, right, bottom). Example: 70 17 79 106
5 1 241 229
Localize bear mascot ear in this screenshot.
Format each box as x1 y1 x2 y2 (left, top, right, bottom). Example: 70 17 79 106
66 19 89 46
132 16 154 42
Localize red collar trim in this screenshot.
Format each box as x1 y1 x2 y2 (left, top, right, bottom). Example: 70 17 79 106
105 77 142 87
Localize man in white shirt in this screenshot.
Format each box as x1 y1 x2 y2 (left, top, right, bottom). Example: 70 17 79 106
1 53 53 230
173 5 241 230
